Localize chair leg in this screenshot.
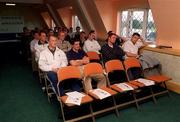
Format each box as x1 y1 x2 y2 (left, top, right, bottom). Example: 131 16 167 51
132 92 140 110
89 103 95 122
59 101 66 122
45 77 51 103
112 96 119 117
163 82 170 97
150 87 157 104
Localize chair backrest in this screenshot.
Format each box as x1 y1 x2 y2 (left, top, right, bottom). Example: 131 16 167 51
83 63 103 77
86 51 100 61
57 66 81 81
57 66 82 96
123 57 143 81
105 60 127 84
105 60 124 74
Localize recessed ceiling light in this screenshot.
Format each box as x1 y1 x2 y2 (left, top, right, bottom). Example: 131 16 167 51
6 3 16 6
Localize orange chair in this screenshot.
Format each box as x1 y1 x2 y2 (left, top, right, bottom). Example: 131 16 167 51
105 59 139 109
145 72 171 97
123 57 157 104
57 66 95 122
86 51 103 65
83 63 119 117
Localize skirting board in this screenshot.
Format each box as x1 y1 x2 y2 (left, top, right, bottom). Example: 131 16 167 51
166 80 180 94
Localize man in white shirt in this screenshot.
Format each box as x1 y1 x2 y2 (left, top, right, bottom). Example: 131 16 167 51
122 33 147 58
34 31 48 61
39 36 68 95
83 30 101 53
30 31 39 72
30 31 39 53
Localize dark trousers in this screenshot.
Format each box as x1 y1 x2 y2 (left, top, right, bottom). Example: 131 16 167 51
47 71 81 96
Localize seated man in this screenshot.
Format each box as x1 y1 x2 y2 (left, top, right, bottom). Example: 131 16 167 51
83 30 101 53
66 39 107 92
34 31 48 61
122 32 147 58
101 33 125 63
39 36 80 95
57 31 71 53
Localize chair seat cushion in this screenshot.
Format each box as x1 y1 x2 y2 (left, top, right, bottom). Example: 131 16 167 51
88 87 117 99
60 93 93 107
111 82 138 92
146 75 171 83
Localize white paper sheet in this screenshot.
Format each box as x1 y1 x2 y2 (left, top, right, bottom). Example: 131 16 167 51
65 91 85 98
91 88 111 100
65 96 82 106
137 78 155 86
115 83 134 91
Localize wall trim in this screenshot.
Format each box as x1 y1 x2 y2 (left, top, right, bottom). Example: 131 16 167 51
166 81 180 94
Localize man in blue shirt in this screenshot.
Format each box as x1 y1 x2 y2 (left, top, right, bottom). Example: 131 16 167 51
67 39 107 92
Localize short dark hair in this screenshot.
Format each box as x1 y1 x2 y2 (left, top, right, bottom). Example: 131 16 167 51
108 32 117 38
39 30 46 36
132 33 140 37
32 31 38 36
71 38 80 45
76 26 80 29
89 30 95 35
107 31 113 35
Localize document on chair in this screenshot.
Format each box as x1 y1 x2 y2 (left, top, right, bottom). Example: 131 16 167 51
137 78 155 86
91 88 111 100
65 91 85 98
115 83 134 91
65 91 85 105
65 96 82 106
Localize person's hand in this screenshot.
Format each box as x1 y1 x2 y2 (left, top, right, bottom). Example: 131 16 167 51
82 57 89 64
139 36 144 41
52 68 58 73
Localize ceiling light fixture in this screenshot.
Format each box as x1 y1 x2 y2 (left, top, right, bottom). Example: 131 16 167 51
6 3 16 6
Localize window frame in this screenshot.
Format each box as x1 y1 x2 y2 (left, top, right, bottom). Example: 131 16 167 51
120 8 155 41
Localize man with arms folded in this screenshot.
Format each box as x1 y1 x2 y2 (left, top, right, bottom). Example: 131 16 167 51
67 39 107 92
83 30 101 54
101 33 125 63
39 36 78 95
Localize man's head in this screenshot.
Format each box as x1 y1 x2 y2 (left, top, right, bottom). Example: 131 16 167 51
48 29 54 37
39 31 47 42
108 33 117 44
76 26 81 33
48 36 57 49
88 30 96 40
131 33 140 44
58 31 65 41
71 39 81 51
80 31 86 39
33 31 39 40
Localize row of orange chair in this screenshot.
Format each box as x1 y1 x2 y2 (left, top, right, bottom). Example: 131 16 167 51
49 57 171 122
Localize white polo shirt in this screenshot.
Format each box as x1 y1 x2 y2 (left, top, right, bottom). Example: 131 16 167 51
34 41 48 61
83 39 101 53
122 40 143 57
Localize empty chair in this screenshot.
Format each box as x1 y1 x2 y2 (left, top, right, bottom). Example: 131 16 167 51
57 66 94 122
123 57 157 104
146 73 171 97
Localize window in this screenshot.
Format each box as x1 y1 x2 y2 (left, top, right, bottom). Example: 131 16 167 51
51 19 56 30
120 9 156 41
72 15 83 31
